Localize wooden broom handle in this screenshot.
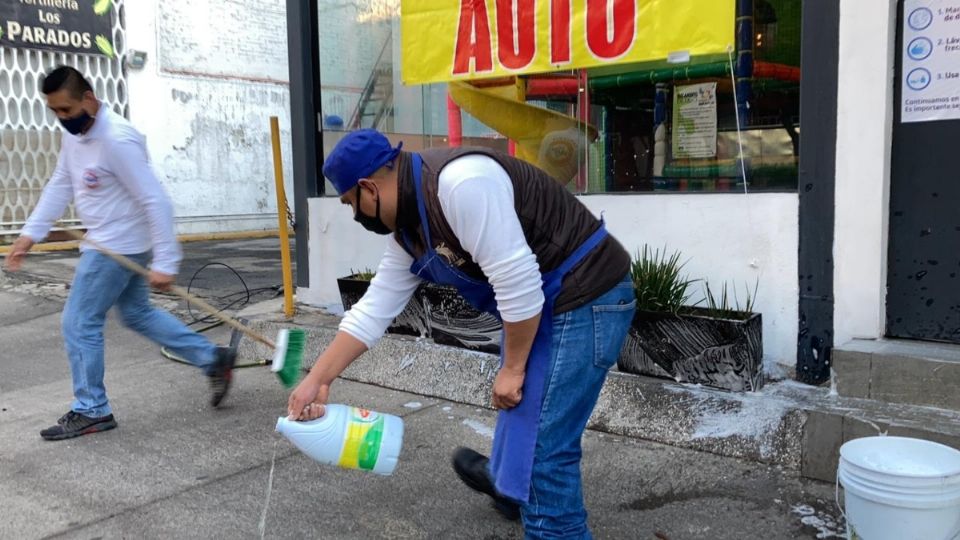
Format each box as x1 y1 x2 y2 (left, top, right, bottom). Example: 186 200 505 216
59 229 276 349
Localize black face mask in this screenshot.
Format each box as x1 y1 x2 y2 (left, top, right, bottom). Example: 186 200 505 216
59 110 93 135
354 185 392 235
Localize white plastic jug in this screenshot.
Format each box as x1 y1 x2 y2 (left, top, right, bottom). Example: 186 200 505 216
275 404 404 476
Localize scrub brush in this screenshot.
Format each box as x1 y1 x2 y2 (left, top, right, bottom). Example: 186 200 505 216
271 328 307 388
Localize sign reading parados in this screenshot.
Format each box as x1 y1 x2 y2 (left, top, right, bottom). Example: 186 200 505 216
401 0 735 84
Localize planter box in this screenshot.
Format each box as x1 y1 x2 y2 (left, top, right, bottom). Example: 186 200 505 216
336 277 502 353
336 276 428 337
418 283 502 354
618 309 763 392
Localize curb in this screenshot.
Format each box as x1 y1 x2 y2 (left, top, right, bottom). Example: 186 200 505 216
238 304 806 471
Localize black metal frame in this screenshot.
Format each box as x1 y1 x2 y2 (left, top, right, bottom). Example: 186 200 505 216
796 0 840 384
286 0 324 288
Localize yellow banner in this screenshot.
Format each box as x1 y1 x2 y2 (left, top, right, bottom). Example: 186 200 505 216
401 0 735 84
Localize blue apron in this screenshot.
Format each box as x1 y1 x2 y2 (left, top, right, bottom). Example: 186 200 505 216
401 153 608 503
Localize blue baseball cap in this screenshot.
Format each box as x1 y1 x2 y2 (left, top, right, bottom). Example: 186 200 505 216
322 129 403 195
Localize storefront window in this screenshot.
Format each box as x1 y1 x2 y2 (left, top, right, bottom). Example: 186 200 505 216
316 0 800 196
579 0 801 193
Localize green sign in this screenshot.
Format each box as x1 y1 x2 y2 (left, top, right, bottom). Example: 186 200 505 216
0 0 115 58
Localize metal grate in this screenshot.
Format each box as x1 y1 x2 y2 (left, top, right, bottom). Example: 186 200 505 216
0 0 127 235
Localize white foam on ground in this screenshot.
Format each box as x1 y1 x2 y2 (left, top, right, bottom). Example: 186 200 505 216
791 504 845 539
396 356 416 373
828 369 839 397
462 419 494 439
403 402 423 409
675 386 792 457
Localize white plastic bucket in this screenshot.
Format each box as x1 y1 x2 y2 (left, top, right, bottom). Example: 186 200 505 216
838 436 960 540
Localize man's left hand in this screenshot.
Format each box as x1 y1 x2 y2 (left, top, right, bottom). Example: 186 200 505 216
148 271 175 291
492 366 525 410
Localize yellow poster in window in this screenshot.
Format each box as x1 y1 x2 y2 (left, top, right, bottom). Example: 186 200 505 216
400 0 735 84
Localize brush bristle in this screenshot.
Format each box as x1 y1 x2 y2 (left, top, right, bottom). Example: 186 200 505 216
276 328 306 388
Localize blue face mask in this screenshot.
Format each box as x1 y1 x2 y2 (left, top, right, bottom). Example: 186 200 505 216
59 110 93 135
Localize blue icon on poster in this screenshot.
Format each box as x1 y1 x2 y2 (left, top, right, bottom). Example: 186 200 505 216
908 37 933 60
907 68 931 90
908 7 933 31
907 37 933 60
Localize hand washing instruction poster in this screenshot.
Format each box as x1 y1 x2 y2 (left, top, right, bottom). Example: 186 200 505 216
672 82 717 159
902 1 960 123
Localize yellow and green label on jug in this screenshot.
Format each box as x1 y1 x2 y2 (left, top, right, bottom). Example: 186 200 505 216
337 407 385 471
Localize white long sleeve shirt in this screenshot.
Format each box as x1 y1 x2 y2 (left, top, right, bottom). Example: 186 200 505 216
340 154 545 348
22 105 182 275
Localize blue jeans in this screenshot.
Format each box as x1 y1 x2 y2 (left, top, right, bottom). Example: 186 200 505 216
62 250 218 417
520 274 635 539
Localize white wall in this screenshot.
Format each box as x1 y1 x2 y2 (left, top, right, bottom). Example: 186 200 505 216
833 0 897 346
300 193 799 378
298 198 390 310
124 0 293 235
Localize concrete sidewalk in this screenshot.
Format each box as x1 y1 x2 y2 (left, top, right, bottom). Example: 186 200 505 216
0 288 844 539
0 237 845 539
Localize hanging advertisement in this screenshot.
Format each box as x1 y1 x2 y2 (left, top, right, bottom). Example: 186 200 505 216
401 0 735 84
0 0 115 58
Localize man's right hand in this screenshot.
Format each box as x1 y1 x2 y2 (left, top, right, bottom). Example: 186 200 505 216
287 376 330 421
4 236 35 272
285 332 368 421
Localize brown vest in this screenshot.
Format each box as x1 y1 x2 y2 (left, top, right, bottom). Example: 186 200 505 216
395 147 631 315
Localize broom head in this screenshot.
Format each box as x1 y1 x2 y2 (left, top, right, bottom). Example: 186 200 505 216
271 328 306 388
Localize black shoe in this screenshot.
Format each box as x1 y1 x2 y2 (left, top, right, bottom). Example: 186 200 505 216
40 410 117 441
452 447 522 521
209 346 237 408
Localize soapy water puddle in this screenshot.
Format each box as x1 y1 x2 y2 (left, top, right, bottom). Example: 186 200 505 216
623 488 844 539
791 501 845 539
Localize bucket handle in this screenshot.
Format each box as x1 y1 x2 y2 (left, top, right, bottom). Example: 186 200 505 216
835 468 849 526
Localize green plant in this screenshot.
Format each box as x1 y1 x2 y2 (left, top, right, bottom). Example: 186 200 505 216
701 280 758 320
630 245 698 314
349 268 376 280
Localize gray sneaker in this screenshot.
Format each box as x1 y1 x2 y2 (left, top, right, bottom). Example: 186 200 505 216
40 411 117 441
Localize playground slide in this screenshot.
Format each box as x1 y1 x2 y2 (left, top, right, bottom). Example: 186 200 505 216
448 80 597 184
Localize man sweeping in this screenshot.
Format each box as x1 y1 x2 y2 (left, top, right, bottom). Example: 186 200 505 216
3 66 236 441
287 129 636 539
